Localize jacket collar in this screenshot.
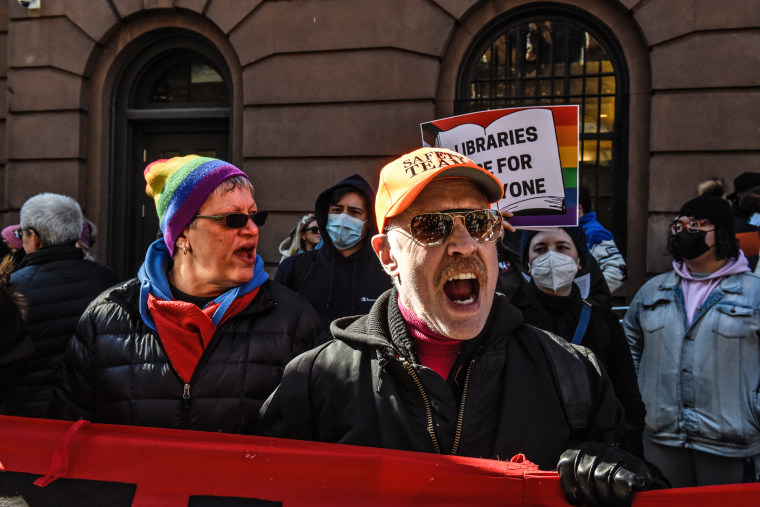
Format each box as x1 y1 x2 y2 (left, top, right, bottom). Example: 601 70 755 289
331 287 525 362
660 269 745 295
17 244 83 268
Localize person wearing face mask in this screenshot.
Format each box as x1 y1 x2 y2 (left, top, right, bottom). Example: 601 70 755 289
275 174 392 328
624 194 760 487
511 227 645 450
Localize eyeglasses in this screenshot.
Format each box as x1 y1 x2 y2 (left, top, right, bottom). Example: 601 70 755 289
669 218 714 235
302 226 319 234
194 211 268 228
387 209 502 247
13 228 23 240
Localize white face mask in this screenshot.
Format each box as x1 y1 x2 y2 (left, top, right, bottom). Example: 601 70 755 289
529 250 579 293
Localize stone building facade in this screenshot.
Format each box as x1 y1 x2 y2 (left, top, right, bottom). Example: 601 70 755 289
0 0 758 299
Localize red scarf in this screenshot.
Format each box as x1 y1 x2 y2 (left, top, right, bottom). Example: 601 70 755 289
147 287 259 383
398 297 462 380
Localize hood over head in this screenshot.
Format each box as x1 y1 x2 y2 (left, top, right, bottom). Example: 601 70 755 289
314 174 378 252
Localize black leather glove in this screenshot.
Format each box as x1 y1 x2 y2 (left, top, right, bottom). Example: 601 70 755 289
557 442 652 507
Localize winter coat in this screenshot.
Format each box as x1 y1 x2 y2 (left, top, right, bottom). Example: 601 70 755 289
623 270 760 457
274 174 392 328
260 288 636 471
510 281 645 453
52 278 324 434
0 258 33 396
3 245 119 417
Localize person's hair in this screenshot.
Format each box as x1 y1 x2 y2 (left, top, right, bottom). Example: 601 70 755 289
578 186 591 214
329 186 369 211
209 175 254 198
697 177 726 198
19 193 83 247
189 176 255 230
290 214 317 256
666 221 739 262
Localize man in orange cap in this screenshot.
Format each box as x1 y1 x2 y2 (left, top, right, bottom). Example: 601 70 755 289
260 147 666 506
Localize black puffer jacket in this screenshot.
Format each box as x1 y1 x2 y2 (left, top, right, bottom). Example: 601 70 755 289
0 257 33 395
52 278 324 434
274 174 392 328
260 289 637 471
4 245 119 417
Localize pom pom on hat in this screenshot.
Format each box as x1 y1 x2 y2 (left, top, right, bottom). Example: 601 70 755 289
677 194 734 234
144 155 248 256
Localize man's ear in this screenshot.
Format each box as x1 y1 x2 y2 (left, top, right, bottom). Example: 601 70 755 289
371 233 399 278
30 230 44 251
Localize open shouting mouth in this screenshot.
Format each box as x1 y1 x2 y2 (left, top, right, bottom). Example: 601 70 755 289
437 257 487 306
443 272 480 305
234 245 256 264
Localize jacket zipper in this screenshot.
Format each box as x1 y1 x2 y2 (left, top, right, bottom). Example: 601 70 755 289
401 358 441 454
183 383 191 400
451 359 475 456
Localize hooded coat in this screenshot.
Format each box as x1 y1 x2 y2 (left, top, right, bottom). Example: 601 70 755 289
274 174 392 328
259 288 637 471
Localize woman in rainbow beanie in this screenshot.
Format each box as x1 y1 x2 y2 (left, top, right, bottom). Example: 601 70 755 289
53 155 324 434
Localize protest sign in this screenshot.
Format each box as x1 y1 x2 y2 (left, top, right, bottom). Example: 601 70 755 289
421 106 579 228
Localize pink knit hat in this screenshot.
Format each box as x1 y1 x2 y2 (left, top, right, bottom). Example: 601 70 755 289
2 224 22 250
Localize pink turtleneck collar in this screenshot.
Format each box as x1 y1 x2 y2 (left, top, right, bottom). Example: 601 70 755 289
397 296 462 379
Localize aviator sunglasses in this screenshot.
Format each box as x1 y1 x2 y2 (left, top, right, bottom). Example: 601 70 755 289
194 211 268 228
387 209 502 247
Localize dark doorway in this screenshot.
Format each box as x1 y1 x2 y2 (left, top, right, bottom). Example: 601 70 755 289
112 121 230 279
110 31 232 279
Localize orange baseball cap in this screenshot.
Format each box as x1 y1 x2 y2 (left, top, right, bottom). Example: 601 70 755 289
375 147 504 231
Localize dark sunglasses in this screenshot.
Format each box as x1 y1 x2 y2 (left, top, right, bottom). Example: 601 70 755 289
13 228 23 240
194 211 268 228
387 209 501 247
302 226 320 234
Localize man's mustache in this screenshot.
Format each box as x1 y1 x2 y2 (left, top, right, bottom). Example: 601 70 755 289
435 256 488 289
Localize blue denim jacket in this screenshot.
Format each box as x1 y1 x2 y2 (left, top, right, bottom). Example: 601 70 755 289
623 270 760 457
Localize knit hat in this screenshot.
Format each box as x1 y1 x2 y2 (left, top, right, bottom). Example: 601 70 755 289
727 172 760 200
375 147 503 232
144 155 248 255
677 194 734 234
1 224 22 250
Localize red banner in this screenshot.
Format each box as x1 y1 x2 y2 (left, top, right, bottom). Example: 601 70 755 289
1 416 759 506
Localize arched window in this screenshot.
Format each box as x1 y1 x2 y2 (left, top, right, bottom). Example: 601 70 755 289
110 32 232 278
456 6 628 247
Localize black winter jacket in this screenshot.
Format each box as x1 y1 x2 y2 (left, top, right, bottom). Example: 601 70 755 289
52 278 324 434
3 245 119 417
510 281 646 453
260 289 636 471
0 258 33 395
274 174 392 328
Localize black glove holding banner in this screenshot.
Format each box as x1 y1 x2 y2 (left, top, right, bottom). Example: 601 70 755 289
557 442 655 507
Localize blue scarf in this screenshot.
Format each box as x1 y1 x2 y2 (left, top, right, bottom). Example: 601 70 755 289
137 239 269 331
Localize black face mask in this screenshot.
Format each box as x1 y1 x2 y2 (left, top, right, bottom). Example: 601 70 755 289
672 231 711 260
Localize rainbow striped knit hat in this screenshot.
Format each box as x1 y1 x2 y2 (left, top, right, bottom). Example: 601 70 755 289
144 155 248 256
